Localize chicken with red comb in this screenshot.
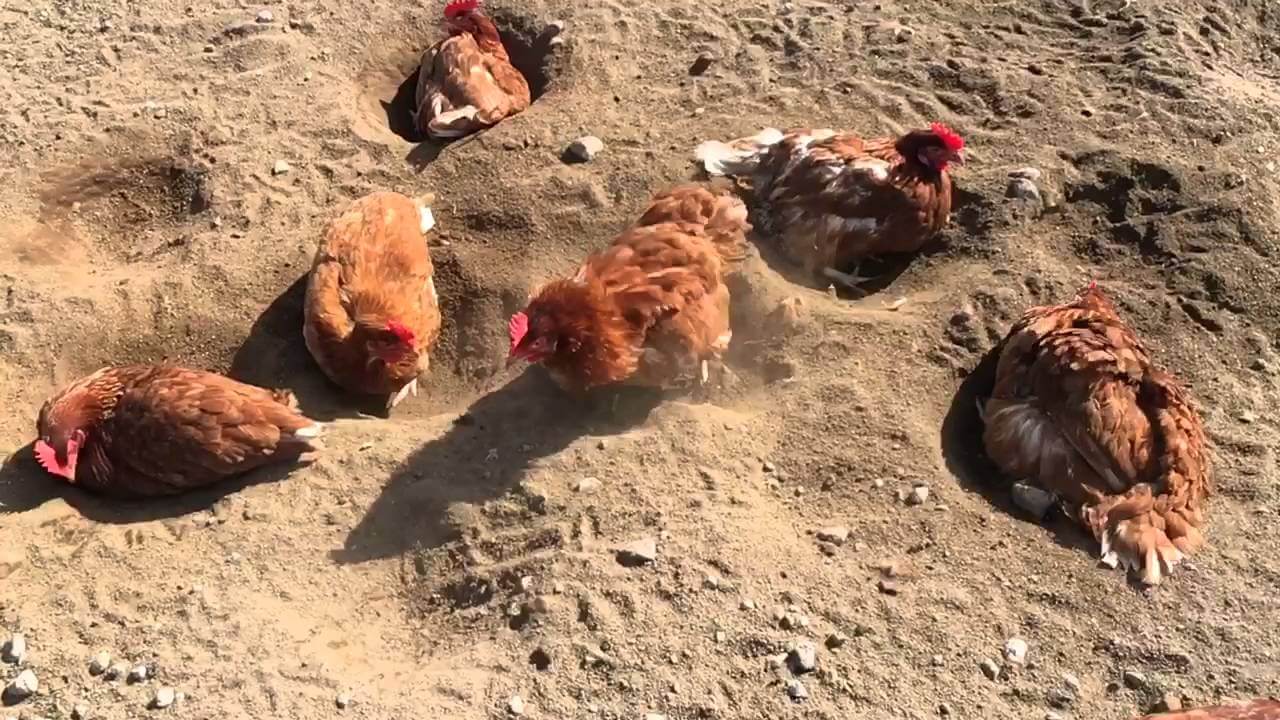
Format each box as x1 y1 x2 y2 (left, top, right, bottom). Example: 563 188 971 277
34 365 323 498
507 183 749 392
695 122 964 293
304 191 442 411
980 282 1212 586
415 0 531 139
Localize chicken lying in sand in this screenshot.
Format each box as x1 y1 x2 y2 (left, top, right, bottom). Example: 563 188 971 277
34 365 323 498
415 0 531 140
695 122 963 292
1141 699 1280 719
304 191 442 411
980 282 1211 586
507 184 749 392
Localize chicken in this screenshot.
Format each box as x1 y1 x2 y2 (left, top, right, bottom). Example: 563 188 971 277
304 191 442 411
980 282 1211 586
414 0 531 140
34 365 323 499
506 184 749 392
1141 699 1280 719
694 123 963 292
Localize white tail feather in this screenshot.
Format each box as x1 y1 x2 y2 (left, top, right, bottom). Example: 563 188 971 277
419 205 436 235
293 422 325 439
695 127 785 176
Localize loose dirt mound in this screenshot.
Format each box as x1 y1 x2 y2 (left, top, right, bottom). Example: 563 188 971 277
2 0 1279 718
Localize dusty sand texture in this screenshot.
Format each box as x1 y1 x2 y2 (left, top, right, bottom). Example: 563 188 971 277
2 0 1280 718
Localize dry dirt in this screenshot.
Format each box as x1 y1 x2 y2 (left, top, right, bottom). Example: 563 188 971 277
3 0 1280 718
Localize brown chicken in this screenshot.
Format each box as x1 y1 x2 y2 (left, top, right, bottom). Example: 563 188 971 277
34 365 323 499
694 123 963 291
304 191 442 411
506 184 749 392
980 282 1211 586
414 0 531 140
1141 699 1280 719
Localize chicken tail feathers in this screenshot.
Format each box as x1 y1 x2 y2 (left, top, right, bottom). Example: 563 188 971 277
695 128 785 177
1082 483 1205 586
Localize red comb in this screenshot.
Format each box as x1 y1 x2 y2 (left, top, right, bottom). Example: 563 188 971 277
930 122 965 151
1088 279 1099 290
387 321 416 346
444 0 482 18
508 311 529 352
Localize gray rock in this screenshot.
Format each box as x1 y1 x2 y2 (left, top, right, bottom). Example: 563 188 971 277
1 633 25 664
787 641 818 673
88 651 112 676
979 659 1000 680
255 9 274 23
127 663 150 684
1004 637 1028 665
615 538 657 566
1009 167 1043 181
4 669 38 702
105 661 130 681
1154 693 1183 713
150 687 176 709
816 526 850 545
1007 177 1043 203
786 679 809 701
825 632 848 650
1122 670 1147 689
739 598 756 610
335 692 352 709
564 136 604 163
905 485 929 506
508 694 525 715
72 704 91 720
574 477 601 493
1012 483 1057 518
271 159 291 175
1062 672 1082 694
1047 687 1075 709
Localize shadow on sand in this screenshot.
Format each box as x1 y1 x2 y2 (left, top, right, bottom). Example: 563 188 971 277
333 369 662 564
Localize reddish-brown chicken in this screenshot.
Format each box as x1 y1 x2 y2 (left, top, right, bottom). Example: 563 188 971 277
304 191 441 411
415 0 531 140
34 365 323 498
981 282 1211 586
695 123 963 291
507 184 749 392
1141 699 1280 719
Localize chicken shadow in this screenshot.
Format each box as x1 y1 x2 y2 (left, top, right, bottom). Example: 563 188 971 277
228 273 384 421
0 443 310 524
939 343 1098 558
333 369 663 565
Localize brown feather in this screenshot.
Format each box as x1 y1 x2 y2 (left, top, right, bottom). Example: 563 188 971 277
981 284 1211 586
303 191 441 400
35 365 322 499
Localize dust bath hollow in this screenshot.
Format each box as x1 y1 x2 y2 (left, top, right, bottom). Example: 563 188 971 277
383 11 568 143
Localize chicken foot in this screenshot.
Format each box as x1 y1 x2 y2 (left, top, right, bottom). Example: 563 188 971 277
821 264 878 296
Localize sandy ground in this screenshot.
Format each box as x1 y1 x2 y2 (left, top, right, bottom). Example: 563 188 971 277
2 0 1280 718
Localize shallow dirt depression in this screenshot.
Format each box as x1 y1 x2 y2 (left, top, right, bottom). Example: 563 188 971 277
382 11 571 144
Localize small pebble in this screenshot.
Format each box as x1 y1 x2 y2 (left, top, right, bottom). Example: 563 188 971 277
739 598 756 610
1009 167 1043 181
1045 713 1065 720
938 703 953 717
931 654 944 667
877 578 900 595
787 641 818 673
825 632 848 650
574 477 601 493
73 704 91 720
1062 672 1082 694
615 538 657 566
905 485 929 506
272 159 291 175
4 669 37 702
1047 687 1075 709
128 663 149 684
1122 670 1147 689
1155 693 1183 713
816 526 850 545
786 679 809 701
1 633 25 664
564 136 604 163
1004 637 1028 665
644 715 668 720
508 694 525 715
88 651 112 675
105 661 130 681
689 53 714 75
335 692 352 709
979 659 1000 680
150 687 176 709
255 9 274 23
